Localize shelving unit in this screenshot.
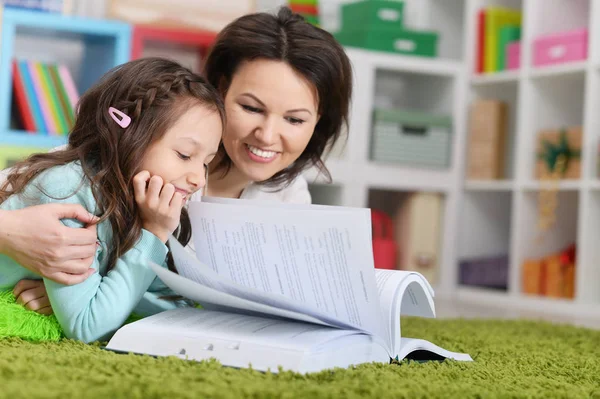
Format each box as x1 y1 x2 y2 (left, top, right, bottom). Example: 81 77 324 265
305 0 600 325
456 0 600 323
0 8 131 151
305 0 469 297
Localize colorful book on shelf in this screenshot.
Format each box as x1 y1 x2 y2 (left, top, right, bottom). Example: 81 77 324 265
476 9 486 74
11 61 36 132
483 7 522 73
14 60 46 133
11 60 79 135
26 60 54 134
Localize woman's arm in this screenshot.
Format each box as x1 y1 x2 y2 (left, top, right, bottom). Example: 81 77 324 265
0 204 99 285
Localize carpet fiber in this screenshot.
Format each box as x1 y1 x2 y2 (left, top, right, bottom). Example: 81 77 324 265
1 317 599 398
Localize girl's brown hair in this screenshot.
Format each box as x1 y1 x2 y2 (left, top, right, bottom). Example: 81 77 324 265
204 6 352 187
0 57 225 271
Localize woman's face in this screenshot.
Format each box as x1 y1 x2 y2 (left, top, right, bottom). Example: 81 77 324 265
221 59 319 183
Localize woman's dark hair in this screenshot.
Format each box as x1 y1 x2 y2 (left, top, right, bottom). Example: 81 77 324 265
0 57 225 272
204 6 352 187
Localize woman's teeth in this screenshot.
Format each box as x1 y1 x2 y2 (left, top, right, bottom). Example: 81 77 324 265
247 144 277 159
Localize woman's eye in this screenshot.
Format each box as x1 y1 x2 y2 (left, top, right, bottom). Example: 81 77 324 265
242 104 262 113
286 117 305 125
176 151 191 161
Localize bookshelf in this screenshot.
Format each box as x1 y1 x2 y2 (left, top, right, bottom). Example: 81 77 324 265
302 0 600 326
0 8 131 149
456 0 600 325
304 0 469 296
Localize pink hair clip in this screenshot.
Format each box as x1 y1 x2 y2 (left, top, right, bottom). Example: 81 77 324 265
108 107 131 128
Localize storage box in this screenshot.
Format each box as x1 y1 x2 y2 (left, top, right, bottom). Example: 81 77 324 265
521 244 576 299
507 41 520 70
335 27 438 57
340 0 404 30
535 126 582 180
459 255 509 290
466 100 507 179
370 109 452 167
533 28 588 67
394 192 443 285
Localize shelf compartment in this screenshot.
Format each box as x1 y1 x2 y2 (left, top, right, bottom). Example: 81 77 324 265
368 188 445 284
467 82 519 180
457 191 513 291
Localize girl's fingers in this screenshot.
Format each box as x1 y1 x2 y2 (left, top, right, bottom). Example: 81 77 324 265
16 286 47 307
36 306 54 315
170 192 184 211
13 279 43 299
159 183 175 212
146 176 164 207
24 294 51 311
133 171 151 204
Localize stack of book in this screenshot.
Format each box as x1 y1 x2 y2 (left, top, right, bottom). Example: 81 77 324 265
475 6 522 74
288 0 319 26
12 59 79 135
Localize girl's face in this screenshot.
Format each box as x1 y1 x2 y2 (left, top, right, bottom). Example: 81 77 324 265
140 103 222 201
221 59 319 183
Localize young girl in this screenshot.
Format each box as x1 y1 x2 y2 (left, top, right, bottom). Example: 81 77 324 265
0 57 224 343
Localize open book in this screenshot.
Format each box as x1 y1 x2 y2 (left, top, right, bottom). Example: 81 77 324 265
106 198 471 373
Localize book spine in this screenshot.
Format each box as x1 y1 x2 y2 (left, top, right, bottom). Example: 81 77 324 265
58 65 79 113
27 60 54 134
11 61 36 132
39 62 69 134
48 64 75 131
18 60 46 133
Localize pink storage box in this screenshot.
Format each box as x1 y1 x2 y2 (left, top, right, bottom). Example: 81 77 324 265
533 28 588 67
507 41 520 70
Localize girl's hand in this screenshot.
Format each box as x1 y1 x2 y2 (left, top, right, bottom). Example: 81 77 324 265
133 171 184 242
13 279 53 315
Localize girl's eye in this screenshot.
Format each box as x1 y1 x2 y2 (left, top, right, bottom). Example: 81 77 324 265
241 104 262 113
176 151 191 161
286 117 305 125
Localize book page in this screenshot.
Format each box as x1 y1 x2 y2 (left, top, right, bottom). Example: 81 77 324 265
374 269 436 355
111 307 363 352
150 261 334 327
186 200 386 341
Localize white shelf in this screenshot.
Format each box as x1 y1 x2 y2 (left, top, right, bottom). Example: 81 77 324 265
471 70 520 86
345 48 462 77
520 180 582 191
454 287 600 322
364 163 452 192
529 61 588 80
465 180 515 191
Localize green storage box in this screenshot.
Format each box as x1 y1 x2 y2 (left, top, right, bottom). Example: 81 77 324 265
335 27 438 57
341 0 404 30
370 109 452 168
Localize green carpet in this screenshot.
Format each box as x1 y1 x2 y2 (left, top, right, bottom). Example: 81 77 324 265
1 317 599 398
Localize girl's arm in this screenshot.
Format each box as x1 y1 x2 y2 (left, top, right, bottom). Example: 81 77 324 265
0 204 99 285
20 166 183 343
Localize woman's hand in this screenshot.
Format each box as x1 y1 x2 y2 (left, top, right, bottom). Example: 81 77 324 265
133 171 184 242
13 279 53 315
0 204 99 286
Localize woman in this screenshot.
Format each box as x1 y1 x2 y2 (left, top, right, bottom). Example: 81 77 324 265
5 6 352 313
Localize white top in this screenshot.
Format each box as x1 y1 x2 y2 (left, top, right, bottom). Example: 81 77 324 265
190 175 312 204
